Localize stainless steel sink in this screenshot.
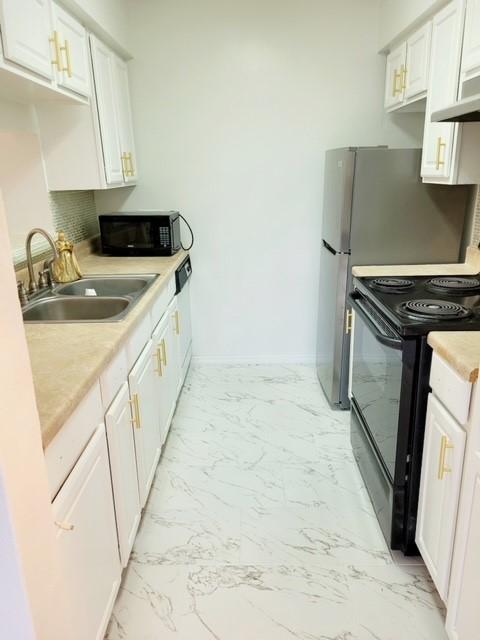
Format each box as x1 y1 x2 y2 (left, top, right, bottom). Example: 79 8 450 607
55 275 156 298
23 297 131 323
22 273 159 323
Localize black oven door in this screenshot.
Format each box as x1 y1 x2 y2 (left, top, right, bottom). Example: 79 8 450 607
100 217 156 254
350 298 403 481
349 293 419 550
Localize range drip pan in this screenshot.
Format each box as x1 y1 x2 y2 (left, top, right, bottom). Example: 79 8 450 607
426 277 480 293
370 278 415 293
399 299 472 321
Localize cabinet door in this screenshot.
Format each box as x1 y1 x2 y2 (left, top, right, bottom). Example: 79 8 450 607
52 3 90 97
152 302 180 445
90 35 124 186
405 22 432 101
176 281 193 385
52 424 121 640
461 0 480 81
446 447 480 639
128 339 161 507
105 382 141 567
384 42 407 110
416 393 466 602
113 55 137 184
421 1 464 180
0 0 53 79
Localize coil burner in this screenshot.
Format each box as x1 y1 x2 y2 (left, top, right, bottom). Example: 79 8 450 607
370 278 415 293
399 299 471 321
426 277 480 293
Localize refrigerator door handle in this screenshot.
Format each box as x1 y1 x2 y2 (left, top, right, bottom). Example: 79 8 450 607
322 239 337 255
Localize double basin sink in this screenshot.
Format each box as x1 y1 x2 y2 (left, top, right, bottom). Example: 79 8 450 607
23 274 159 323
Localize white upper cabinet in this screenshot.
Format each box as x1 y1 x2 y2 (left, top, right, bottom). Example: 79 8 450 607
384 23 431 111
416 393 466 602
384 42 407 110
460 0 480 82
113 55 137 184
421 1 464 182
405 23 432 101
0 0 54 79
90 35 124 186
51 2 90 97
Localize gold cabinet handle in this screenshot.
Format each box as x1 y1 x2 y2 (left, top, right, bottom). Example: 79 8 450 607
60 39 72 78
49 31 62 68
174 310 180 335
55 521 74 531
438 435 454 480
160 338 167 366
153 349 163 377
436 137 447 170
127 152 135 177
121 152 129 178
392 68 402 96
129 393 142 429
345 310 353 335
401 65 407 90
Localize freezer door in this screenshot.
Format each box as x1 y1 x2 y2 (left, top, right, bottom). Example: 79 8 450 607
349 148 469 265
316 242 350 408
321 149 356 252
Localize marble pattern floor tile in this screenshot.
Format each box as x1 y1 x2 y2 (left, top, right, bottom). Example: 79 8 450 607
105 364 447 639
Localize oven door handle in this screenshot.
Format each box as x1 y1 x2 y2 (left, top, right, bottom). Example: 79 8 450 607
349 293 403 350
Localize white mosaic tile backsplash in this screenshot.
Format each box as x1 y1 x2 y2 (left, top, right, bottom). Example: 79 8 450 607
13 190 99 267
471 187 480 247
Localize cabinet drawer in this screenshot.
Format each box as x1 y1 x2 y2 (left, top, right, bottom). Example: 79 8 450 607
45 382 103 499
100 347 128 411
125 312 152 370
430 352 472 424
151 276 176 329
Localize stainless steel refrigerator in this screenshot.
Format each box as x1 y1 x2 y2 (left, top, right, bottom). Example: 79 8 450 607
316 147 471 409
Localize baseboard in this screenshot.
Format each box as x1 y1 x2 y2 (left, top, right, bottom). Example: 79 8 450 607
191 355 316 365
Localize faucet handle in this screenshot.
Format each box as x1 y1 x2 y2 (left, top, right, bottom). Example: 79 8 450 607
38 268 51 289
17 281 29 307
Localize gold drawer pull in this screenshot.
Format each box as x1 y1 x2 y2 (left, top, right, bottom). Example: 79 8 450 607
49 31 62 68
160 338 168 366
436 137 447 170
129 393 142 428
55 521 74 531
174 310 180 335
60 39 72 77
153 349 163 377
438 435 454 480
345 310 353 335
401 65 407 90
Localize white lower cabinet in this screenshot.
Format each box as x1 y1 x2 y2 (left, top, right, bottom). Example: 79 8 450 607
128 339 161 507
416 393 466 601
52 423 121 640
105 382 141 567
152 298 180 446
446 447 480 639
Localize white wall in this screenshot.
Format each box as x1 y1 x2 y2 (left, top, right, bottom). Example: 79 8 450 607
61 0 129 52
96 0 423 362
379 0 448 49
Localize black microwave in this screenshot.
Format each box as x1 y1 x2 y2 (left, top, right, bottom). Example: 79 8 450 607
99 211 181 256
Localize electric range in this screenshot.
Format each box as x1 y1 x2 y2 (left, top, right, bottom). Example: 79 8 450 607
348 274 480 555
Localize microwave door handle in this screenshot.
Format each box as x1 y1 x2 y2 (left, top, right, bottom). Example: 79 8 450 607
349 293 402 350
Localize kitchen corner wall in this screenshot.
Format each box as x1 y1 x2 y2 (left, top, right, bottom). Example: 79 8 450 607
95 0 428 362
